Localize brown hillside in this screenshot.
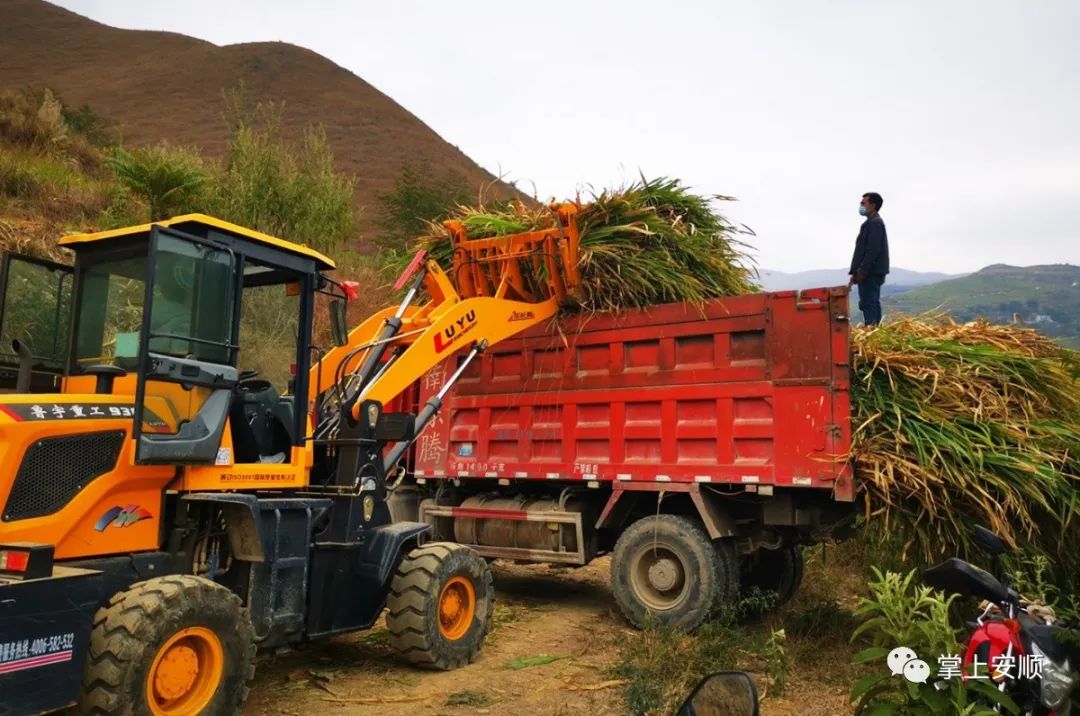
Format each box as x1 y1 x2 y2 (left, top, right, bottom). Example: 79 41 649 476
0 0 516 243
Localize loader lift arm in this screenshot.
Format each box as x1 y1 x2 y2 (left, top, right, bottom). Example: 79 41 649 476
309 203 581 471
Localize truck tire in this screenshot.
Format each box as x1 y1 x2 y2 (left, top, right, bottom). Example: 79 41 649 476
739 545 805 609
611 515 738 631
386 542 493 670
76 575 255 716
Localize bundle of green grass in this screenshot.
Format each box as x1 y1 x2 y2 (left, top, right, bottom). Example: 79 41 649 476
851 317 1080 575
417 176 758 311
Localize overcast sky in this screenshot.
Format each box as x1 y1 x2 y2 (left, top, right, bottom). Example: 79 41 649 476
53 1 1080 273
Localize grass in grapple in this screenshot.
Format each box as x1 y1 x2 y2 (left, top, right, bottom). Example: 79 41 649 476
850 316 1080 577
415 176 759 311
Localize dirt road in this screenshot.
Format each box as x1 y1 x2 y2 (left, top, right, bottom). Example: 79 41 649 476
245 556 856 715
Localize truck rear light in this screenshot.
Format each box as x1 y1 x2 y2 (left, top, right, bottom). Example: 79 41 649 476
0 549 29 572
0 543 53 579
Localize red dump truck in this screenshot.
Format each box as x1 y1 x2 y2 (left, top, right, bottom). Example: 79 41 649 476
387 286 855 629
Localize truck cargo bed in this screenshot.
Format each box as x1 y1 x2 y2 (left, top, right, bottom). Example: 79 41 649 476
412 286 853 501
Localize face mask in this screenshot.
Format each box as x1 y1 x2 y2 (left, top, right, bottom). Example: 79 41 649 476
858 205 868 216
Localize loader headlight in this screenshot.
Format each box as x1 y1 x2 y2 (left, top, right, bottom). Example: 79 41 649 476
367 404 379 428
1031 641 1076 709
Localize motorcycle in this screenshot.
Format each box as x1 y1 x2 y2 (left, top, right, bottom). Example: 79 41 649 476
922 526 1080 715
677 671 759 716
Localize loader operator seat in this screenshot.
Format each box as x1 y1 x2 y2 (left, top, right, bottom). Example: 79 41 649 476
229 373 295 463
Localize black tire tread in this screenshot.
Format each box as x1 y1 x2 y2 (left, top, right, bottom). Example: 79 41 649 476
385 542 493 670
75 575 256 716
611 514 738 631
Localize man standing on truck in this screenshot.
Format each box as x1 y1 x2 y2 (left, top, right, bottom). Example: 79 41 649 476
848 192 890 326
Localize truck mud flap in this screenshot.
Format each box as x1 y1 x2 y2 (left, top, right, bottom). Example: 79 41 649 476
0 567 104 716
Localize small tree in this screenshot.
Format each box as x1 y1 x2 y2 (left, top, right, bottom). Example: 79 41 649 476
209 101 356 255
374 161 473 249
106 145 207 221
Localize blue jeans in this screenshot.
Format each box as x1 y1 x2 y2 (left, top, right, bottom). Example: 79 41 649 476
857 275 885 326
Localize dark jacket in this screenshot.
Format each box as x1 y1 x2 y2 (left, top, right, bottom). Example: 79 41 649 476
849 214 890 278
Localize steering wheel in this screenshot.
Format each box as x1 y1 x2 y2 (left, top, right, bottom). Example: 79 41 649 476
236 371 273 394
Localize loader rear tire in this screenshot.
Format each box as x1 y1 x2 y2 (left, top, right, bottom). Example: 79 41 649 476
76 575 255 716
386 542 493 670
611 515 738 631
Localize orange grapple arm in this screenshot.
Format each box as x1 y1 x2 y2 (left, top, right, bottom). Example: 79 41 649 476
309 203 581 419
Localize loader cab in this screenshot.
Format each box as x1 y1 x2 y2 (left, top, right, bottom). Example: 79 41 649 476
1 215 343 471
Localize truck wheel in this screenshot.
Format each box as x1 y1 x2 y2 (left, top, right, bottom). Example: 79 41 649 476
76 575 255 716
739 545 805 609
386 542 493 670
611 515 737 631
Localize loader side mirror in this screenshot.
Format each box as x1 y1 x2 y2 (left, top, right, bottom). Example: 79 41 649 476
329 298 348 347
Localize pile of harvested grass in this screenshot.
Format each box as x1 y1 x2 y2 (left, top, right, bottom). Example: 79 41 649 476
851 316 1080 569
419 176 758 311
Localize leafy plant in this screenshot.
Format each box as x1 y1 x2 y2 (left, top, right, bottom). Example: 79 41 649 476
763 628 787 696
850 568 1018 715
106 144 207 220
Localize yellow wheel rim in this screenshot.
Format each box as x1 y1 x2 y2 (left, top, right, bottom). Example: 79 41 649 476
438 576 476 641
146 626 224 716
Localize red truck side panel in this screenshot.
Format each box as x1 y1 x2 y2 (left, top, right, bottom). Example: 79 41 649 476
413 287 853 501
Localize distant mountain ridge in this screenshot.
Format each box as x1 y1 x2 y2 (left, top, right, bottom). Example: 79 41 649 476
756 267 961 292
884 264 1079 339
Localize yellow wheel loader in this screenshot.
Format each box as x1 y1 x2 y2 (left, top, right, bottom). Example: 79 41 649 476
0 208 581 715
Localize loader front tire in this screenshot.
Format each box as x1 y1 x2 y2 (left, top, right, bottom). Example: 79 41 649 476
76 575 255 716
386 542 493 670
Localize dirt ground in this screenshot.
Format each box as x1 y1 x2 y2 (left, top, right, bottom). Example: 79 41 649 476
245 555 860 716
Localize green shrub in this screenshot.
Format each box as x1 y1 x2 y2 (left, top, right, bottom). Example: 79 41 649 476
613 593 781 716
106 144 208 221
0 154 46 199
763 628 787 696
373 160 473 250
209 100 356 256
615 619 744 716
61 103 117 148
